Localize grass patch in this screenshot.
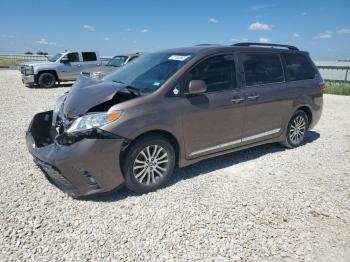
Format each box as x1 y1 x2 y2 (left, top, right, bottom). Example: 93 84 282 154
0 58 27 68
324 82 350 96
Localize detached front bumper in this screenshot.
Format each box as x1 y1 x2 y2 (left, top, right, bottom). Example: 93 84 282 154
22 74 35 85
25 111 126 197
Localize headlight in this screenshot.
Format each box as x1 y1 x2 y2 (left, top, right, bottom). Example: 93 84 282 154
25 65 34 75
67 111 122 134
91 72 102 79
52 95 66 126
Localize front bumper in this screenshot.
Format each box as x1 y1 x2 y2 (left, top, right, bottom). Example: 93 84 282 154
22 74 35 85
25 111 126 197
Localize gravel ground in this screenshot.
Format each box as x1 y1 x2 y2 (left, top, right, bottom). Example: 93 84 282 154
0 69 349 261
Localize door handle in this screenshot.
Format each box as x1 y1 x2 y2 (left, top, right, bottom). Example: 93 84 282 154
247 95 259 101
231 98 245 104
76 64 81 67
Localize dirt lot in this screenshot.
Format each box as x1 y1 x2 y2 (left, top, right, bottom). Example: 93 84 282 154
0 70 349 261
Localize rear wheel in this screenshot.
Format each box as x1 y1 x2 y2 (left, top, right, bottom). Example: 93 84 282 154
38 72 56 88
282 110 308 148
122 135 175 193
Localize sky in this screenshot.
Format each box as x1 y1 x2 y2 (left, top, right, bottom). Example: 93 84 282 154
0 0 349 60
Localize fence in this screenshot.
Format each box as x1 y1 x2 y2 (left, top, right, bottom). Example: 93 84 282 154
0 54 349 82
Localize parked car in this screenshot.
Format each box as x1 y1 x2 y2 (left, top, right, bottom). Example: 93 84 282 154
86 53 142 79
20 51 103 88
26 43 324 198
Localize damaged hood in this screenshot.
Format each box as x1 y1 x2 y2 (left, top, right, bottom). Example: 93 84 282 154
64 75 127 118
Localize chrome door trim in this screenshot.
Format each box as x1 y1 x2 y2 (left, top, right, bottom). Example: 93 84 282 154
189 139 241 157
241 128 281 142
189 128 281 157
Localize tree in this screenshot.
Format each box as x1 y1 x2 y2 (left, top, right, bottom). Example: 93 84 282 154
25 51 33 55
36 51 48 55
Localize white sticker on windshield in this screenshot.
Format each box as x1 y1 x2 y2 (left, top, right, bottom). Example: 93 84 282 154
168 55 190 61
153 82 160 86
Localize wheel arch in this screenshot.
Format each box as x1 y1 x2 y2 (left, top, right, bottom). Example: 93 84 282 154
119 129 181 176
296 105 312 129
37 70 59 83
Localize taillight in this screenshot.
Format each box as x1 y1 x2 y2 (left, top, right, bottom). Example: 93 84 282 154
319 82 326 92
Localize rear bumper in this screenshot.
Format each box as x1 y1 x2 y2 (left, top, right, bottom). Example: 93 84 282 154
25 111 125 197
22 74 35 85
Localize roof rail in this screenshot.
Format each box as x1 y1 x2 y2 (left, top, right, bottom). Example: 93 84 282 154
195 44 220 46
232 42 299 51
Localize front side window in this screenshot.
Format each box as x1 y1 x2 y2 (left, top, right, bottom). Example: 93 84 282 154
283 53 315 81
104 52 193 94
187 54 236 92
82 52 97 61
241 53 284 86
64 52 79 62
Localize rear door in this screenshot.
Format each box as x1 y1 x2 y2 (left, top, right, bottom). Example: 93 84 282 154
81 52 102 73
180 53 245 158
238 52 291 144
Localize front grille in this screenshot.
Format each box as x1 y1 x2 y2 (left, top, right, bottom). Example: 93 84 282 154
20 65 25 74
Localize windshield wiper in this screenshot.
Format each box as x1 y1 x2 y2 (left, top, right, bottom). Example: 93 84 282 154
112 80 141 96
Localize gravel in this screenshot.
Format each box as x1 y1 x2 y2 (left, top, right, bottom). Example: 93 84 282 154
0 69 349 261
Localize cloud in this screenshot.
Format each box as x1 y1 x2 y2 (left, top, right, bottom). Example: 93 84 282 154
140 29 149 33
301 12 307 16
259 37 269 43
83 25 95 31
105 37 110 41
35 38 57 46
125 28 133 32
248 22 272 31
208 18 219 24
292 33 300 38
337 28 350 34
313 30 332 39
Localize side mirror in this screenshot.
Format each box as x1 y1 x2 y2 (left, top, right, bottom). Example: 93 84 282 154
188 80 207 95
60 57 69 63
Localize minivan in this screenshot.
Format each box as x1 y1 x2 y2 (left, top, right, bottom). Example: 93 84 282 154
26 43 324 197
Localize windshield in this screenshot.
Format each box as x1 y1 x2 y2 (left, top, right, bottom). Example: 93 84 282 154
107 56 128 67
48 53 63 62
104 52 193 94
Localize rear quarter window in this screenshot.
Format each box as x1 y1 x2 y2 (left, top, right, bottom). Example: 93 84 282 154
282 53 315 81
241 53 284 86
82 52 97 61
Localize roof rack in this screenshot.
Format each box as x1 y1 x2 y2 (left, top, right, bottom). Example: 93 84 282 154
232 42 299 51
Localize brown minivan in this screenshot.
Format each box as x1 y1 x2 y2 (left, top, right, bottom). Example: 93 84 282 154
26 43 323 198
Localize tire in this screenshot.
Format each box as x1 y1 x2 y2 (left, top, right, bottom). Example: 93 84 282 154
281 110 309 148
38 72 56 88
122 135 176 193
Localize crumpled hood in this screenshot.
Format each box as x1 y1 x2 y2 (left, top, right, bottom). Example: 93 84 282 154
64 75 127 118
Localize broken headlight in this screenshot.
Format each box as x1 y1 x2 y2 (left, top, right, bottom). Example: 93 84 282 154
67 111 122 134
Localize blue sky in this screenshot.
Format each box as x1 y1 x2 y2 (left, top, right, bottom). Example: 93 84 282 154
0 0 349 60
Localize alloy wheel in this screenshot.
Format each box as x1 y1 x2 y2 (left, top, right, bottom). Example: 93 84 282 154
289 115 306 144
133 145 169 185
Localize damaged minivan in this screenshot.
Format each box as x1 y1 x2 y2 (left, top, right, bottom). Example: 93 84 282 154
26 43 323 197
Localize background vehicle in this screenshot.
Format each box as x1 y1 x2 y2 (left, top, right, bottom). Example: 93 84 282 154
20 51 103 88
26 43 323 197
86 53 142 79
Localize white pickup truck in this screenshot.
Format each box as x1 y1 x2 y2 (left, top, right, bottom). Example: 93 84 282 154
20 51 103 88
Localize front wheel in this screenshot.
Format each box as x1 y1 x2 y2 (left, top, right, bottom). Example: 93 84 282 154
38 72 56 88
122 135 176 193
281 110 309 148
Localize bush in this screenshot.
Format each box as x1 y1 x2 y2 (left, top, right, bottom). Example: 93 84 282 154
324 82 350 96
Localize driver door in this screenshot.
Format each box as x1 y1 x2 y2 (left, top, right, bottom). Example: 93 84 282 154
58 52 82 81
